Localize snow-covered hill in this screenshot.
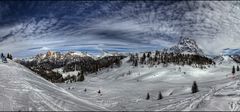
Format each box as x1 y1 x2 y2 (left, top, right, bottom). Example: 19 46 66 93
56 55 240 111
0 60 106 111
88 56 232 83
213 55 237 65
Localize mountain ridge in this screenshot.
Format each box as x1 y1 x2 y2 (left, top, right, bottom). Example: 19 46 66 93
162 37 204 55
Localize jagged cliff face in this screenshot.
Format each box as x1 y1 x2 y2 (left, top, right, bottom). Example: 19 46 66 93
163 37 204 55
1 1 240 57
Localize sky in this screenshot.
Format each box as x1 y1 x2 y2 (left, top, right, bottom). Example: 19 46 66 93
1 1 240 57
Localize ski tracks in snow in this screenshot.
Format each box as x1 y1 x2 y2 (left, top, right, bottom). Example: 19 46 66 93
159 80 238 111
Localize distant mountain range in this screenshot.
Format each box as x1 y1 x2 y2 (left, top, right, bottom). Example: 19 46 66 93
15 37 240 83
15 50 126 82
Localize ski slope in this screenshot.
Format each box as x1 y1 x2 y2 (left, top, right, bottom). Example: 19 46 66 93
3 55 240 111
0 60 106 111
89 57 234 83
57 56 240 111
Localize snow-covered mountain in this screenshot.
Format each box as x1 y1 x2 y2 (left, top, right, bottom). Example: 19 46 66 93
213 55 237 65
0 59 106 111
15 50 127 82
212 48 240 65
34 51 94 61
98 50 124 59
162 37 204 55
27 50 125 62
16 36 215 83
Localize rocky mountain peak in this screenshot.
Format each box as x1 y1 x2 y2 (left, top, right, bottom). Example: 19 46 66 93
163 37 204 55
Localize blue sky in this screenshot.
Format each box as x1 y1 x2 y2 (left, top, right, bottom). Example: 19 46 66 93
1 1 240 57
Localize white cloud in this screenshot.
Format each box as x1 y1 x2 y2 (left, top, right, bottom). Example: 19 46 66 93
2 1 240 57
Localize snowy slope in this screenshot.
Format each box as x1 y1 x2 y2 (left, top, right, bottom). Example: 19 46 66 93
0 59 106 111
56 55 240 111
213 55 237 65
88 57 232 83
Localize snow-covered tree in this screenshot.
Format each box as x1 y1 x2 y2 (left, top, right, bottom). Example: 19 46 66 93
237 65 240 72
77 71 85 81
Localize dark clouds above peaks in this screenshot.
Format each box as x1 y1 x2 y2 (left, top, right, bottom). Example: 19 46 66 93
0 1 240 57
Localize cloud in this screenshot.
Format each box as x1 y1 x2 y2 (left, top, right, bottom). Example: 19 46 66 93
1 1 240 57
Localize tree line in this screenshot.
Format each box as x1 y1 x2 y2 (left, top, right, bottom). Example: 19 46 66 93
63 56 124 73
1 53 13 60
128 51 215 68
17 55 125 83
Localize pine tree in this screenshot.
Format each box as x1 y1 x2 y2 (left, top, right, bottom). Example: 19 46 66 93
141 53 146 64
84 88 87 92
192 81 199 93
77 71 85 81
1 53 3 58
154 54 157 62
143 53 146 60
237 65 240 72
134 59 138 67
7 53 9 59
232 66 236 74
147 52 151 58
8 54 12 60
157 91 163 100
80 73 85 81
72 75 77 82
146 93 150 100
